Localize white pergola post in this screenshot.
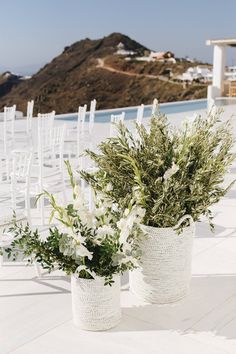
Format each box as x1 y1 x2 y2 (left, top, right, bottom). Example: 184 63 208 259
212 44 226 97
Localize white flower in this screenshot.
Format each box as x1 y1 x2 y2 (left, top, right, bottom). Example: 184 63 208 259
75 243 93 260
112 203 119 212
73 188 86 210
122 241 132 253
105 182 113 192
118 220 131 245
73 187 94 227
79 209 94 228
93 225 115 245
117 205 145 245
163 162 179 181
122 254 139 267
73 184 92 220
124 208 130 217
94 205 106 218
97 225 115 237
68 229 85 244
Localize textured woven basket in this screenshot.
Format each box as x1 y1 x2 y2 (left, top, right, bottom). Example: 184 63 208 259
71 274 121 331
130 215 195 304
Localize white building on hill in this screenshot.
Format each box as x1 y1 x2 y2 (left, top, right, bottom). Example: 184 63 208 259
116 42 136 56
180 66 212 82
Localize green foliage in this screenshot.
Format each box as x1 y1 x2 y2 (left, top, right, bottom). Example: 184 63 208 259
5 218 125 284
82 110 236 229
3 162 142 285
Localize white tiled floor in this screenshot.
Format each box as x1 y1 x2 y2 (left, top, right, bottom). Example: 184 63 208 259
1 107 236 353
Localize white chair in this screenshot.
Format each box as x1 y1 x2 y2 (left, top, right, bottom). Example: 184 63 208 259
14 100 34 148
77 104 87 139
110 112 125 137
0 150 40 274
26 100 34 134
37 110 55 130
29 110 55 152
15 100 34 135
65 104 87 159
32 124 66 225
0 155 10 182
0 150 33 222
152 98 159 115
75 104 87 175
0 105 16 181
0 105 16 154
136 104 144 125
11 150 33 223
89 99 96 134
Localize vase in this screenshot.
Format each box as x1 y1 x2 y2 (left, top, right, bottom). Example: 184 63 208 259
71 274 121 331
129 215 195 304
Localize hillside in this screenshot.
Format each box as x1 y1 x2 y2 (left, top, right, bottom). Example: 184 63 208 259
0 72 23 97
0 33 207 114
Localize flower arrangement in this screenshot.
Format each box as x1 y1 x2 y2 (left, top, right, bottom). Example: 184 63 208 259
82 109 236 229
4 162 144 285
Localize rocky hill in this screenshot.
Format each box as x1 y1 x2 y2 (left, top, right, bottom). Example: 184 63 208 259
0 33 207 114
0 72 24 97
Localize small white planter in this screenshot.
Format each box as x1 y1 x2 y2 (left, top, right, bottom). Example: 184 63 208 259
71 274 121 331
130 215 195 304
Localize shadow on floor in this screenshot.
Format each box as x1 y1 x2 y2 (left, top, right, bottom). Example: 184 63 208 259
114 274 236 341
194 220 236 238
0 273 70 297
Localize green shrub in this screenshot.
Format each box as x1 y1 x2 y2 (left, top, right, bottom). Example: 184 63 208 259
82 110 236 229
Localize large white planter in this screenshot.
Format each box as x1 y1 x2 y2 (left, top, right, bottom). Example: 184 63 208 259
71 274 121 331
130 215 195 304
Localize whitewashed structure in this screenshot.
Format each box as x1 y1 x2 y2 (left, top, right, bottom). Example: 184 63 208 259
181 66 212 82
116 42 136 56
206 38 236 105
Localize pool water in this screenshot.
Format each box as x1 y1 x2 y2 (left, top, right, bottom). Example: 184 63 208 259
55 98 236 123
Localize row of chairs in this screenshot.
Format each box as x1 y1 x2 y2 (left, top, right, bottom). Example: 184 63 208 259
0 97 158 157
0 101 93 272
0 97 159 201
0 111 66 272
0 97 159 274
0 97 159 223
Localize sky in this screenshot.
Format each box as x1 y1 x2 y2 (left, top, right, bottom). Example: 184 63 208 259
1 0 236 74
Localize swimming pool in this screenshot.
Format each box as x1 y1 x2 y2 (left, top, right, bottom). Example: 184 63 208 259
55 98 236 123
